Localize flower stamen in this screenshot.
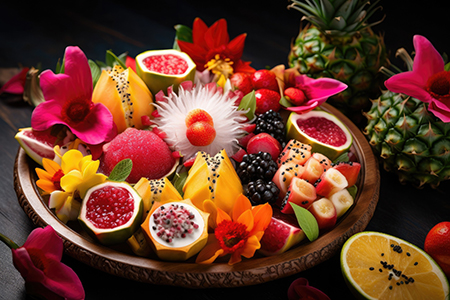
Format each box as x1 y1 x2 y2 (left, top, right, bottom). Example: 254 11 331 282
427 71 450 100
51 169 65 191
61 97 93 124
205 54 234 79
215 220 249 253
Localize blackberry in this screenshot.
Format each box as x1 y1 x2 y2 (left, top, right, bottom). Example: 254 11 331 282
245 179 279 205
236 151 278 184
254 110 287 148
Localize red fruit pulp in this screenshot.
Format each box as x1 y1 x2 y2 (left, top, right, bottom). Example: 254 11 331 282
86 186 134 229
297 117 347 147
143 54 188 75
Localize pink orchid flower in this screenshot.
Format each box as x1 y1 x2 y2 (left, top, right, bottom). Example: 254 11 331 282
288 278 330 300
272 65 347 114
385 35 450 122
1 226 84 300
31 46 116 145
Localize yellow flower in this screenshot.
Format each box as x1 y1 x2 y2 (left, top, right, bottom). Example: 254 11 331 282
48 149 107 223
196 194 272 265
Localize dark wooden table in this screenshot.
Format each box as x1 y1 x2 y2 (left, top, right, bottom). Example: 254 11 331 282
1 1 449 299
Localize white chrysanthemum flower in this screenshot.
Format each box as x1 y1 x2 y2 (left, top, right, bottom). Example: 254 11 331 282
152 83 249 160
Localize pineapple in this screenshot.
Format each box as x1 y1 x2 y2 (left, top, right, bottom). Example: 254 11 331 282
364 48 450 188
287 0 388 125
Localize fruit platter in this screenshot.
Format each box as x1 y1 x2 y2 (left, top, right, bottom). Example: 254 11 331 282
11 3 381 289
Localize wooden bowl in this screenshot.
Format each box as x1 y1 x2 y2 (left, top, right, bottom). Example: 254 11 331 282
13 103 380 288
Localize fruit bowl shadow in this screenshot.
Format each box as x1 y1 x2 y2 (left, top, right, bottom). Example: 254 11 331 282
13 103 380 288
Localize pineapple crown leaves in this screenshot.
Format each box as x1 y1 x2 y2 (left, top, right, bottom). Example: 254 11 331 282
288 0 385 37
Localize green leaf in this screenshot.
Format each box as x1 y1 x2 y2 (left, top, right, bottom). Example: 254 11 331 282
108 159 133 182
174 24 193 43
89 59 101 87
279 95 293 108
347 185 358 199
105 50 126 69
445 61 450 72
172 171 188 197
238 90 256 120
333 151 350 163
291 202 319 242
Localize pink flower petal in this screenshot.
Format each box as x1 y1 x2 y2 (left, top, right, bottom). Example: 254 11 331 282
31 99 66 131
62 46 93 99
428 101 450 123
68 103 116 145
385 35 444 103
0 67 29 95
22 226 63 261
384 71 434 103
40 259 85 300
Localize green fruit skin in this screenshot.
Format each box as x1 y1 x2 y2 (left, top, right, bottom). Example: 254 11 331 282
288 26 388 124
364 90 450 188
286 111 352 162
135 50 196 96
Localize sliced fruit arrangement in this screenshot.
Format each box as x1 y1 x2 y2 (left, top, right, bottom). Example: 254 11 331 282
341 231 449 299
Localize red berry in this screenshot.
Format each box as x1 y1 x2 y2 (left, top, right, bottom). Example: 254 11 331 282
251 69 279 92
284 87 307 105
185 109 214 127
254 89 281 114
230 72 253 95
186 121 216 146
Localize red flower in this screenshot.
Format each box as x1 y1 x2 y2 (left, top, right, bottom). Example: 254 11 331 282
1 226 85 300
177 18 255 80
288 278 330 300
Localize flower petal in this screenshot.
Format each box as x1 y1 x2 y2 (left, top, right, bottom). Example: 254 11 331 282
204 19 229 50
428 100 450 123
251 203 273 234
216 207 231 225
203 199 218 229
288 278 331 300
22 226 63 261
39 258 85 300
300 76 348 102
412 35 445 85
39 70 72 104
236 209 254 233
62 46 93 101
195 234 224 264
11 247 46 282
239 235 260 259
0 67 29 95
31 99 66 131
61 150 84 174
231 194 252 221
68 103 115 145
227 33 246 60
384 71 434 103
192 17 209 49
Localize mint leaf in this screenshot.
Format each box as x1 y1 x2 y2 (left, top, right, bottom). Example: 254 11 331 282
279 95 293 108
291 202 319 242
108 159 133 182
333 152 350 163
238 90 256 120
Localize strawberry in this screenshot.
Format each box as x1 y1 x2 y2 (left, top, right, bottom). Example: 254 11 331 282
185 108 214 127
186 121 216 146
251 69 279 92
254 89 281 114
425 221 450 277
284 87 307 105
230 72 253 96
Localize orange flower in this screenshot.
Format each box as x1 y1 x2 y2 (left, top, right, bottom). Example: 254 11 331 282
196 194 272 265
35 158 65 194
